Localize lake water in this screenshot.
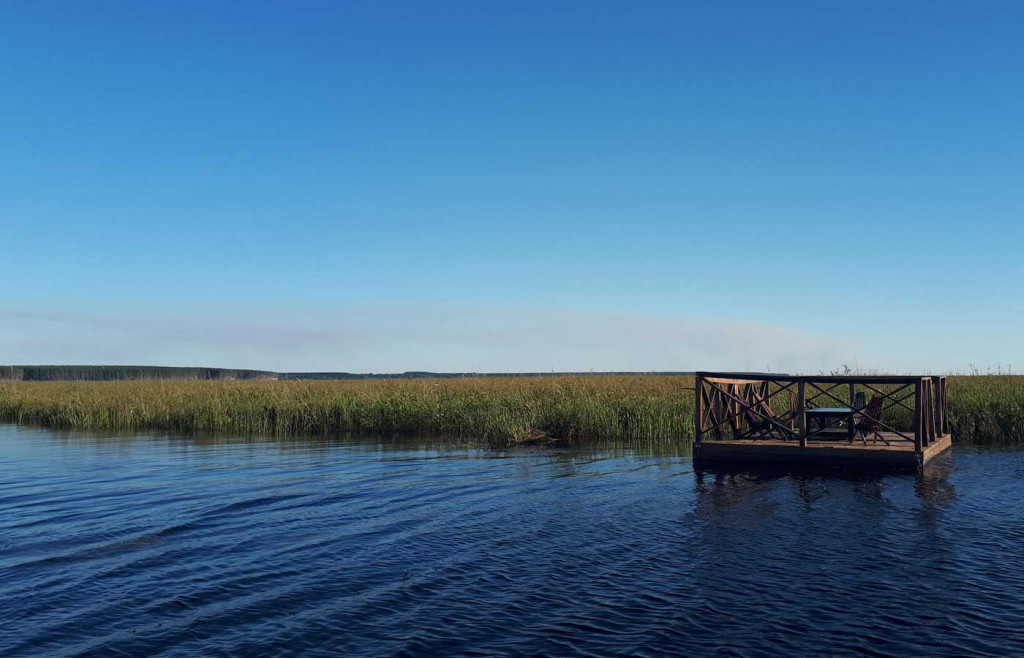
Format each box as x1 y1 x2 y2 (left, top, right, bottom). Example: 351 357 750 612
2 425 1023 657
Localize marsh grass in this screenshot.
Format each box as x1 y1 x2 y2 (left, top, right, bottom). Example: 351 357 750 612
0 375 1020 445
946 376 1024 444
0 377 694 446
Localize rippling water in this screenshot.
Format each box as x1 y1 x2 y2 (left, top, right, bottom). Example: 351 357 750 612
2 425 1023 657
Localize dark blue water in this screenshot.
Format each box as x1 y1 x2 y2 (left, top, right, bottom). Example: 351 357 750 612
2 425 1023 657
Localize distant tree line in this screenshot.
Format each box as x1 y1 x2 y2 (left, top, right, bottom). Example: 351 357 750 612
280 371 695 380
0 366 279 381
0 366 695 382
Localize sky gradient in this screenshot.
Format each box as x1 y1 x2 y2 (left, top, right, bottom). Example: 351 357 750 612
3 1 1023 373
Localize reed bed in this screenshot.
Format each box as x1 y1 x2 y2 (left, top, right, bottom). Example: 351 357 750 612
946 376 1024 444
0 375 1020 445
0 377 694 445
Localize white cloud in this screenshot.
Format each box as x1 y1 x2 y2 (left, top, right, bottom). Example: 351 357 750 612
0 306 858 373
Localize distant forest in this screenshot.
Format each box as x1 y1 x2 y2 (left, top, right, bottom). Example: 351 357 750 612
0 366 278 381
0 366 693 381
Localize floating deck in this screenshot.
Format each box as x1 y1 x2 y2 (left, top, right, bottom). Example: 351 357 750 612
693 373 951 470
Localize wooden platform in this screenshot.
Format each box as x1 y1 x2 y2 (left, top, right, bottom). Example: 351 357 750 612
696 433 952 469
693 372 952 471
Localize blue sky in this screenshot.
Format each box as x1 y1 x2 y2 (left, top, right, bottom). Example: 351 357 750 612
3 1 1022 373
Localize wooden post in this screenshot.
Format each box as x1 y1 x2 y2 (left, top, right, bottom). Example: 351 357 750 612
914 379 923 454
922 381 931 448
848 381 856 441
797 379 807 448
694 374 704 447
928 381 937 444
729 384 741 437
919 380 927 448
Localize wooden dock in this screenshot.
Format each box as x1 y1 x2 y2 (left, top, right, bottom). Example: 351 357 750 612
693 372 951 469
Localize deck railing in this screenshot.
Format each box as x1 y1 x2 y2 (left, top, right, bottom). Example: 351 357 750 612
694 372 948 452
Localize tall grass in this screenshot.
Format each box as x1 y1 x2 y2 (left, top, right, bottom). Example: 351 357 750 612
0 377 694 445
0 375 1020 445
947 376 1024 444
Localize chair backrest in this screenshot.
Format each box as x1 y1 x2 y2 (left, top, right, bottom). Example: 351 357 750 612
856 395 884 430
741 390 776 428
756 393 777 419
751 390 797 419
747 388 800 427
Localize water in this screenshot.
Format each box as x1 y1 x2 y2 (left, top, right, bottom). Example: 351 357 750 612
2 425 1023 657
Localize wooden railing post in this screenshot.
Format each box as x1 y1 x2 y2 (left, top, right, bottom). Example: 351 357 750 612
930 380 937 444
729 384 741 437
914 378 923 454
930 381 937 443
797 379 807 448
694 374 704 446
924 380 932 448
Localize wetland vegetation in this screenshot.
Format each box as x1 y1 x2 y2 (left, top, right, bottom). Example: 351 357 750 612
1 375 1021 445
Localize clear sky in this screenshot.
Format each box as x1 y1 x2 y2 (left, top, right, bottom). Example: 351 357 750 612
3 1 1022 373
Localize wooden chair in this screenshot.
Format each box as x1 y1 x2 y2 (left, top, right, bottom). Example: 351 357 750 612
853 395 886 445
745 391 798 440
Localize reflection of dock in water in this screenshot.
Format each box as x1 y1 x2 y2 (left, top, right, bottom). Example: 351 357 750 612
693 452 958 515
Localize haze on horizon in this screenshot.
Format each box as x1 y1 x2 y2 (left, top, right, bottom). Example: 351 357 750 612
4 2 1022 375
